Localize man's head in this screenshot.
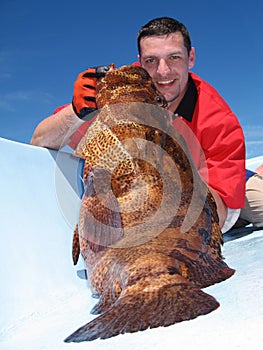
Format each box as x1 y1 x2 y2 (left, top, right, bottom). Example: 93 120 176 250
137 17 195 112
137 17 192 56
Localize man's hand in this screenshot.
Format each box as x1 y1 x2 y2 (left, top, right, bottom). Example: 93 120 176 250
72 65 110 120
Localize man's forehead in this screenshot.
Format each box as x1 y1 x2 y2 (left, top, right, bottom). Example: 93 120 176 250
140 33 186 57
140 32 184 44
140 32 185 49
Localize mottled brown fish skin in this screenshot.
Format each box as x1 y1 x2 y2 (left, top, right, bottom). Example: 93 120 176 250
66 65 235 343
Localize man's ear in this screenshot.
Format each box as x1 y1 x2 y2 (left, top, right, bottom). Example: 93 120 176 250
189 47 195 69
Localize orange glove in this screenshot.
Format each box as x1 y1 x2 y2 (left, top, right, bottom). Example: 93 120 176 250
72 65 110 120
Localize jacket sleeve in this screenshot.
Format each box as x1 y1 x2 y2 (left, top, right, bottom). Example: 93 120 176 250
199 109 246 209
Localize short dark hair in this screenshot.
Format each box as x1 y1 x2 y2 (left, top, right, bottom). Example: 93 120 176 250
137 17 192 55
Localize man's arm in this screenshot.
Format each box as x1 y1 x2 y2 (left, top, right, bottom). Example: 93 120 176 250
30 104 83 150
30 65 111 150
209 186 227 229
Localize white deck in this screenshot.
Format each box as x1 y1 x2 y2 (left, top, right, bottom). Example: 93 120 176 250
0 137 262 350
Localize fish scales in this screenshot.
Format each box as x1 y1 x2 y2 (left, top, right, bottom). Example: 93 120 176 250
65 65 235 342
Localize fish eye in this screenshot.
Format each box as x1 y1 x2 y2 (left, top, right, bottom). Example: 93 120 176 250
156 96 166 106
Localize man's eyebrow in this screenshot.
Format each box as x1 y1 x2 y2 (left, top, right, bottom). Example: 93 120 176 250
168 50 184 55
141 50 184 59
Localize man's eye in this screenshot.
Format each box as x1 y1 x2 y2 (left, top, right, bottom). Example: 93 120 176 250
171 55 180 61
145 58 156 64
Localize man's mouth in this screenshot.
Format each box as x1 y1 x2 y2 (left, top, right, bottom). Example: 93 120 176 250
156 79 175 87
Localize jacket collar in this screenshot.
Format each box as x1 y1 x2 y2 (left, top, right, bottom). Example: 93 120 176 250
174 74 198 122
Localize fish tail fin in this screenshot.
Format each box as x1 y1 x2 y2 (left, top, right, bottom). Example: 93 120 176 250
64 275 219 342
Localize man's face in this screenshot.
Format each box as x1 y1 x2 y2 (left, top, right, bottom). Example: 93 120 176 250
139 32 195 111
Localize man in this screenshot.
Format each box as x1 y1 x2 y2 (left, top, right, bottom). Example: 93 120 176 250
30 17 262 232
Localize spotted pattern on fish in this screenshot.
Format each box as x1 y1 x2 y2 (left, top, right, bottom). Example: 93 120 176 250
65 65 235 343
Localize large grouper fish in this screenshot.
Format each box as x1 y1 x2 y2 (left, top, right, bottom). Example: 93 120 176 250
65 64 235 342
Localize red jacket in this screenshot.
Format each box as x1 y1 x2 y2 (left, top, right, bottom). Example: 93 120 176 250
55 71 246 209
172 72 246 209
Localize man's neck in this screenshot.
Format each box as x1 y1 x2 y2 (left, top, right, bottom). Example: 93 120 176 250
167 81 190 113
169 74 198 122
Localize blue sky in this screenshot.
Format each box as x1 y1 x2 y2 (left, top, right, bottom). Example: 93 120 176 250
0 0 262 157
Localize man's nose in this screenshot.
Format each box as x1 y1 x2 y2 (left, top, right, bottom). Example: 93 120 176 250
156 59 171 75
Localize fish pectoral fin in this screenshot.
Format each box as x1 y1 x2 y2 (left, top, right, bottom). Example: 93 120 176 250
72 225 80 265
64 277 219 342
80 189 124 252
